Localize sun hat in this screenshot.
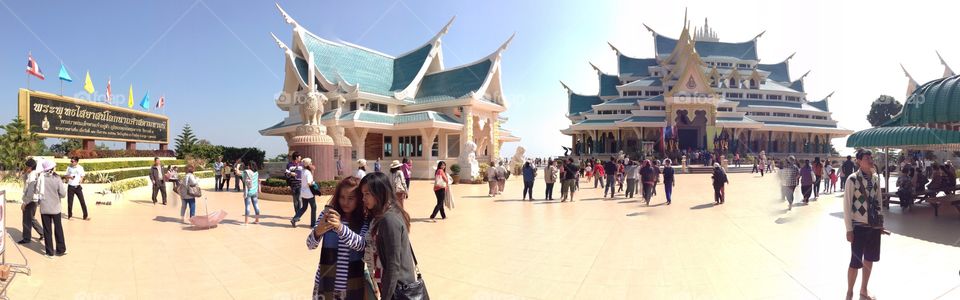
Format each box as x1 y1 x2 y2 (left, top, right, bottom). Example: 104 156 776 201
389 160 403 169
41 159 56 172
357 159 367 167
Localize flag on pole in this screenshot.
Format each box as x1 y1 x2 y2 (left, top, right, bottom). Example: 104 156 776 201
156 95 165 108
26 53 45 80
127 85 134 108
58 64 72 82
106 79 112 103
83 71 95 94
139 91 150 110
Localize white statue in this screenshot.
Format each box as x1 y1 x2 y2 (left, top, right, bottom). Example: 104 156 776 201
458 141 480 180
300 91 326 127
510 146 526 174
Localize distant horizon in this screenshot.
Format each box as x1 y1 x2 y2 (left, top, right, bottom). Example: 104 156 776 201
3 1 959 159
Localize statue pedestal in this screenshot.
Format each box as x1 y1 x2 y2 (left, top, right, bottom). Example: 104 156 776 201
290 126 336 181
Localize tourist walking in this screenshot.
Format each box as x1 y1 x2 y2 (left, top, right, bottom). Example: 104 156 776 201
358 173 419 300
829 169 839 194
584 162 593 186
561 158 579 202
652 160 661 196
179 165 200 222
242 161 261 224
389 160 407 208
843 149 888 300
292 159 319 228
813 157 824 199
18 158 44 244
758 156 766 177
355 159 368 179
624 161 638 198
800 160 814 204
617 160 625 194
286 152 304 215
663 159 675 205
150 157 167 205
521 161 537 200
213 157 224 191
401 158 412 190
222 162 233 193
640 160 656 205
824 161 834 194
431 161 451 220
487 161 498 197
374 157 382 173
603 157 617 198
711 163 729 204
306 177 374 299
496 161 507 194
594 160 605 189
544 160 557 200
234 159 244 192
37 159 67 257
781 156 800 210
167 166 181 204
65 157 88 220
841 155 855 191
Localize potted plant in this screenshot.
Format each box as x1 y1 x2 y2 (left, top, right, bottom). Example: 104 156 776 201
450 164 461 184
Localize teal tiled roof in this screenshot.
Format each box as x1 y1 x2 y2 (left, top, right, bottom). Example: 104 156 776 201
789 79 805 92
605 97 641 104
735 99 802 109
623 77 662 88
599 73 620 96
299 33 433 96
414 59 492 104
620 116 666 123
717 116 759 123
569 93 603 115
762 121 837 128
348 111 462 125
655 34 758 60
808 98 829 111
757 61 790 82
618 55 657 77
577 119 618 125
898 75 960 125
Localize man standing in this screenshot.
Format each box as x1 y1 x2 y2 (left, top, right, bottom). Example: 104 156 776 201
150 157 167 205
843 149 888 300
213 157 224 191
841 155 855 191
603 157 617 199
560 158 579 202
285 152 304 215
374 157 382 173
65 157 88 220
18 158 44 244
37 160 67 257
234 159 244 192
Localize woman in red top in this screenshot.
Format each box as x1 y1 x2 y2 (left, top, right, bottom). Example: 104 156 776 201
594 161 605 188
430 161 450 220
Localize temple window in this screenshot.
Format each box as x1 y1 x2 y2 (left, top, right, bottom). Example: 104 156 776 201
383 136 393 157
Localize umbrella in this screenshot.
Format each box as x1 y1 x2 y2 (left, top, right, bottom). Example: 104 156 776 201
189 196 227 229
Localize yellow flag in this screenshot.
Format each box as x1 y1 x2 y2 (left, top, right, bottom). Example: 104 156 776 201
127 85 134 108
83 71 95 94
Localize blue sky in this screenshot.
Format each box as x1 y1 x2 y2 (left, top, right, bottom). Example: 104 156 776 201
3 0 960 158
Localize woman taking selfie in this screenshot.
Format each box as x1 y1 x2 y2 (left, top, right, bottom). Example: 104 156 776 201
305 177 374 300
360 172 421 300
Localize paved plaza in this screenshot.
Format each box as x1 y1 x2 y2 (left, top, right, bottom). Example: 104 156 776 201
1 171 958 299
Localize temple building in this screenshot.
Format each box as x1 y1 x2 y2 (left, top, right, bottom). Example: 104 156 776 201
560 16 852 160
260 5 519 179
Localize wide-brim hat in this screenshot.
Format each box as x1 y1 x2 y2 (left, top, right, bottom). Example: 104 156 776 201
389 160 402 169
357 159 367 167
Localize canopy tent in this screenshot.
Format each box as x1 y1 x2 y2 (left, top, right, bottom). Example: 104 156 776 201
846 126 960 151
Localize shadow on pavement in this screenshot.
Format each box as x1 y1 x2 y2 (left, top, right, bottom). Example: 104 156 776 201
6 228 47 255
829 205 960 247
689 203 716 210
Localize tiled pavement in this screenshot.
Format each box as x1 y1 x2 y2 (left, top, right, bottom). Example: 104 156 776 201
1 171 958 299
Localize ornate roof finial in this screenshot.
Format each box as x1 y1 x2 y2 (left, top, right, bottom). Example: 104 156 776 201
785 52 796 62
607 42 621 55
937 50 955 77
589 62 602 74
753 30 766 41
498 32 516 52
431 16 456 43
824 91 835 100
275 3 300 28
559 81 572 93
642 23 656 34
683 7 688 30
270 32 290 52
901 63 919 97
798 70 811 81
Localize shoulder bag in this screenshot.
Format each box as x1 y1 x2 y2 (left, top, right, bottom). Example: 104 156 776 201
393 242 429 300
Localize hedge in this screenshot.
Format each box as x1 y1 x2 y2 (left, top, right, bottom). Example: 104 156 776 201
56 159 186 172
108 178 148 194
263 177 336 188
68 149 176 159
86 166 211 183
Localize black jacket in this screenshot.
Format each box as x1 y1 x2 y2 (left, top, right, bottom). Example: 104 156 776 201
712 169 729 186
376 209 417 300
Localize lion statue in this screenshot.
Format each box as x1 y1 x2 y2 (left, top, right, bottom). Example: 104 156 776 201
458 141 480 180
510 146 526 174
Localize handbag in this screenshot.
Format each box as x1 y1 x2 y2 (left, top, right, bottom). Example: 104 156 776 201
393 243 429 300
434 174 445 189
188 185 202 198
309 182 322 196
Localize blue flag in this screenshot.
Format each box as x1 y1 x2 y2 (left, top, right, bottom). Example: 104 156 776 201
58 64 72 82
139 91 150 110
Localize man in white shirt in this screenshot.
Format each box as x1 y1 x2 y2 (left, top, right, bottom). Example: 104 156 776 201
65 157 88 220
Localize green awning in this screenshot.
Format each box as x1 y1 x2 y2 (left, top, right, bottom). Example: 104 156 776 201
846 126 960 150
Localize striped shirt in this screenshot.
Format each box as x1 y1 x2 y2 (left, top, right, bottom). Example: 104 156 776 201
306 214 368 294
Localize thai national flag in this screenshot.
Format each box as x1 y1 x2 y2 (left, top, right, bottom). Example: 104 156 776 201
26 53 45 80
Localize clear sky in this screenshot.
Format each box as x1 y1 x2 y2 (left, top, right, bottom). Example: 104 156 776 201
3 0 959 158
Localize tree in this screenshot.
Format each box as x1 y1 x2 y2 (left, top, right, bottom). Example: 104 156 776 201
867 95 903 127
0 118 45 170
174 124 199 158
49 139 83 156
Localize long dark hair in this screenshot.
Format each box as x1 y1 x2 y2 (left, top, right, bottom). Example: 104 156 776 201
330 177 365 231
435 161 446 176
361 172 411 235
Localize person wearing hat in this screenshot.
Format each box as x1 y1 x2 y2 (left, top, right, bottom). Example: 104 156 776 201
18 158 44 244
354 159 367 179
389 160 407 207
37 159 68 257
780 156 800 210
711 162 729 205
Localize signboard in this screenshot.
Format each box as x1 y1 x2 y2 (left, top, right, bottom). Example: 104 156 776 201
17 89 169 144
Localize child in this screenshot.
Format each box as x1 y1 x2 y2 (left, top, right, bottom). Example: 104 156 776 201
584 164 593 184
829 169 838 193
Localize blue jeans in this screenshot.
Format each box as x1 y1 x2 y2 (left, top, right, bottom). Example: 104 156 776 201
665 182 673 203
604 175 616 197
244 195 261 217
291 189 301 215
181 198 196 217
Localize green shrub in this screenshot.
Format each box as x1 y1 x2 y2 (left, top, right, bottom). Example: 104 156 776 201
195 171 213 178
109 178 148 194
56 159 186 172
264 177 288 187
450 164 461 175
